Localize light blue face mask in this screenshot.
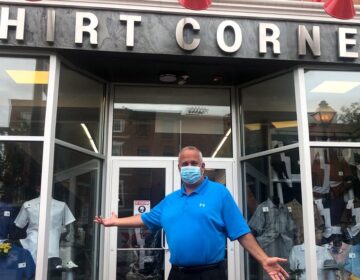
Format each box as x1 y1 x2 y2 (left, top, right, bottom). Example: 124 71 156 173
180 166 201 184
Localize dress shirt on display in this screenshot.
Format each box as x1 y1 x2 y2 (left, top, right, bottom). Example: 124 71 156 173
286 199 303 244
249 198 295 279
289 244 335 280
14 197 75 261
315 199 343 238
343 199 360 239
0 242 35 280
0 201 16 239
344 244 360 278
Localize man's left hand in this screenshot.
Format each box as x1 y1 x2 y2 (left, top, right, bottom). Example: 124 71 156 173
262 257 289 280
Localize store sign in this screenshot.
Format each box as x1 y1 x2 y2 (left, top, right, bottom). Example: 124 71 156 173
0 5 360 63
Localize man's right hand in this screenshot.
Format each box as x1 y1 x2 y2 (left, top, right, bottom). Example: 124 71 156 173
94 212 118 227
94 212 145 228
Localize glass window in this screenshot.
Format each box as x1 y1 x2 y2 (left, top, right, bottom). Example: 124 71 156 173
311 147 360 280
112 86 232 157
0 141 43 279
0 56 48 136
242 72 298 155
49 145 102 280
244 149 307 280
56 65 105 153
305 70 360 142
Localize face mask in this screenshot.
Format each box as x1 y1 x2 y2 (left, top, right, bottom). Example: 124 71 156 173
180 166 201 184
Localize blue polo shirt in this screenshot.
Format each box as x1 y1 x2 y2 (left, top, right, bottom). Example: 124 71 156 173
141 177 251 266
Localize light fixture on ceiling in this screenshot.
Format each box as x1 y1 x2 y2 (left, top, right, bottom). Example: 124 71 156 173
212 75 223 83
81 123 99 153
159 74 177 83
312 100 337 124
178 75 190 85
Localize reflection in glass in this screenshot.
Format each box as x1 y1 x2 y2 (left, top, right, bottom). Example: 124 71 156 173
0 56 48 136
244 149 305 280
49 145 102 280
117 168 165 280
305 70 360 142
242 72 298 155
112 87 232 157
311 147 360 280
0 142 43 279
117 250 163 280
56 65 105 152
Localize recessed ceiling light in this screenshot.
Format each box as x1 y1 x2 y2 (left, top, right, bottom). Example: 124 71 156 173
159 74 177 83
272 121 298 129
6 70 49 84
311 81 360 94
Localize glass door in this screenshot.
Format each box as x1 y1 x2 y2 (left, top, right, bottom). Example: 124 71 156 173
108 159 173 280
173 160 236 280
107 159 236 280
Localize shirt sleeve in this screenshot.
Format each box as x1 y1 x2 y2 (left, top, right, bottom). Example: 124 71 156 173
248 204 265 235
14 203 29 228
63 203 76 226
141 199 165 231
221 191 251 241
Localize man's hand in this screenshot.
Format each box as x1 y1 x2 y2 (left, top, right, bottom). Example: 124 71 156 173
94 212 145 228
262 257 289 280
94 212 118 227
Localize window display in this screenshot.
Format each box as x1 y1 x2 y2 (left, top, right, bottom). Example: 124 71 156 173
310 147 360 280
0 142 43 280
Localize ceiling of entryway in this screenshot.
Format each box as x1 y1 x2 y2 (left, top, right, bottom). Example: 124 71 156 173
58 49 304 85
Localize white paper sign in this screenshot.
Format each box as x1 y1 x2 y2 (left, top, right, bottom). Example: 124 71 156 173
134 200 151 215
262 207 269 212
4 211 10 217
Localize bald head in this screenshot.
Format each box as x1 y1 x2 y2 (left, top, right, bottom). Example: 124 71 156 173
178 146 203 163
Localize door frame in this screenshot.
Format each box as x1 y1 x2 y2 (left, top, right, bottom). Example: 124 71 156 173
104 157 238 280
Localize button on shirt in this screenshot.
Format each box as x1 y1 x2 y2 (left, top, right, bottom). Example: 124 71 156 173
14 198 75 261
0 243 35 280
141 177 250 266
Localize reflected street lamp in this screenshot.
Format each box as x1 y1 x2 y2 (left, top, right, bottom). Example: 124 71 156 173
312 100 337 124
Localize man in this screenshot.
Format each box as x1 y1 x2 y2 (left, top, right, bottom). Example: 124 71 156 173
95 146 289 280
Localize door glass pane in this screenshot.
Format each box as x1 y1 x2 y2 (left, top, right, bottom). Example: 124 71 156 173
49 145 102 280
1 142 43 280
242 72 298 155
56 65 105 153
244 149 304 280
113 86 232 157
305 70 360 142
117 168 165 280
0 56 48 136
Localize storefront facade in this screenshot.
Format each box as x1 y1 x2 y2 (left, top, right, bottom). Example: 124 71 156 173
0 1 360 280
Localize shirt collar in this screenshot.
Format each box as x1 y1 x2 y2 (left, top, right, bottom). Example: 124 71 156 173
180 176 208 196
267 198 285 209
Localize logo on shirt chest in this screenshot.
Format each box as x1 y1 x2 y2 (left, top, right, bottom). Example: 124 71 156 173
199 202 206 208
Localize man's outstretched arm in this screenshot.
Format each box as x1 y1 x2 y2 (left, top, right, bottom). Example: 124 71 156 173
94 212 145 227
238 233 289 280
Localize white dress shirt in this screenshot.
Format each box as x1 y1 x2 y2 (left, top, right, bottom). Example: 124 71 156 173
14 197 75 261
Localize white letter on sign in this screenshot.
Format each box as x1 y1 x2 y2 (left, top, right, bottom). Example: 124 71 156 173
259 23 281 55
120 15 142 48
75 12 98 45
338 28 358 58
0 7 25 40
176 18 200 51
217 20 242 53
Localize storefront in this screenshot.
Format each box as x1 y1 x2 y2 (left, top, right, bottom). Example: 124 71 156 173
0 1 360 280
